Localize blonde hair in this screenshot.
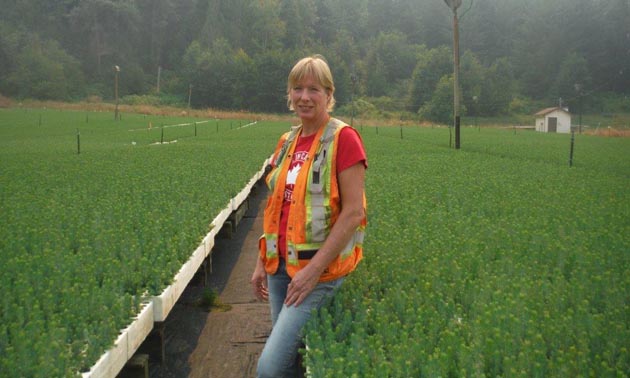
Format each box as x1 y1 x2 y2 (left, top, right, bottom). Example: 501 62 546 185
286 54 336 112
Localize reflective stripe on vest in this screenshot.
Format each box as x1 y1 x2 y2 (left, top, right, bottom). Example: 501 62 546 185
261 118 366 280
306 119 340 244
267 127 300 191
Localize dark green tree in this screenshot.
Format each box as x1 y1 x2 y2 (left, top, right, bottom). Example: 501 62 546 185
419 75 463 124
595 0 630 92
460 0 522 65
325 30 362 105
323 0 368 42
365 32 420 98
459 51 485 116
68 0 141 77
280 0 317 49
511 0 575 100
251 49 299 113
0 22 19 84
181 38 245 109
0 0 627 112
230 49 256 110
312 0 336 44
550 51 591 110
3 34 85 100
136 0 195 72
479 57 515 115
407 46 451 112
248 0 286 52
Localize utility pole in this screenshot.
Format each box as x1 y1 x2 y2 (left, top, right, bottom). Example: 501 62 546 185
443 0 462 149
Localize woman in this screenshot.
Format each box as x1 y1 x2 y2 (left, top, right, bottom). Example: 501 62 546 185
250 55 368 378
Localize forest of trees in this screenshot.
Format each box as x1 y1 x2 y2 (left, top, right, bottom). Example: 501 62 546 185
0 0 628 122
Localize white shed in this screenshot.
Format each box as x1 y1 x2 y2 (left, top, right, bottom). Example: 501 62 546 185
534 107 572 133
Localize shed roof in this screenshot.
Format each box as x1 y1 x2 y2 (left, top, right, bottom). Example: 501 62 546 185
534 107 571 116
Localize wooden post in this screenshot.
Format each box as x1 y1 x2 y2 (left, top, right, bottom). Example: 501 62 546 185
569 130 575 167
453 11 461 149
114 66 120 121
444 0 462 149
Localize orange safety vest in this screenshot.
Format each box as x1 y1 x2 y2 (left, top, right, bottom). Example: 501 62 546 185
259 118 366 282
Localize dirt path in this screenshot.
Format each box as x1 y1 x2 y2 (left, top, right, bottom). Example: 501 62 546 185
134 183 270 378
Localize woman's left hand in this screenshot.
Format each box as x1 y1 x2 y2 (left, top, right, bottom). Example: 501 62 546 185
284 162 366 307
284 265 320 307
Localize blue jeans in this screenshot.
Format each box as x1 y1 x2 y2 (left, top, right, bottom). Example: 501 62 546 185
257 259 344 378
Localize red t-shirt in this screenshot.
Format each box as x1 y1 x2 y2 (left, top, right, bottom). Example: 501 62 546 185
278 127 367 259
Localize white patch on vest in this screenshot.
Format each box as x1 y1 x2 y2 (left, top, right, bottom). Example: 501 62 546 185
284 150 309 202
287 164 300 185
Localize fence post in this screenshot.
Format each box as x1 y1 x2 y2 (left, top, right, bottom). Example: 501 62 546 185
569 130 575 167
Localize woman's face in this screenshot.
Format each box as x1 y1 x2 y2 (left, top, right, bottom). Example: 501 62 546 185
289 74 330 124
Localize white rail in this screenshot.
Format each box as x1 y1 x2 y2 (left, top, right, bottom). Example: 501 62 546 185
82 157 271 378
